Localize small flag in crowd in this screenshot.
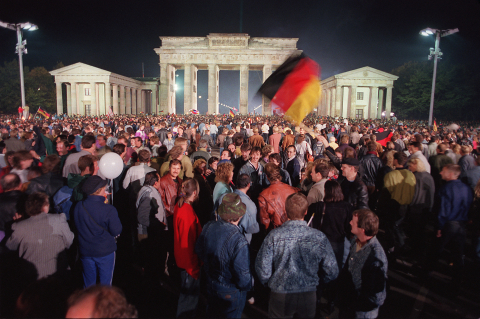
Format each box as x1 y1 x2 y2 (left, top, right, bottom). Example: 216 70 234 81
258 53 321 124
374 128 393 147
37 107 50 118
232 107 238 112
191 109 199 114
107 106 114 117
433 120 437 132
229 110 235 117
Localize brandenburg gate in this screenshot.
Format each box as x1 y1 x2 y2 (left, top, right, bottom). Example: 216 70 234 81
155 33 300 115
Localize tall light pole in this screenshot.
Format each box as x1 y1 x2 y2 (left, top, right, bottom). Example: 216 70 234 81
420 27 458 127
0 21 38 108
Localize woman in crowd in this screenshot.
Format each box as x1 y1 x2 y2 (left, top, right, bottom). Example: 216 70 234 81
212 161 234 206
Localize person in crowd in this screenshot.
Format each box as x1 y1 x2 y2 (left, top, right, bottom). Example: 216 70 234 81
258 163 299 231
269 126 282 153
307 161 330 205
256 192 339 319
232 143 251 183
189 139 211 164
229 174 259 244
163 131 175 152
249 127 265 148
123 149 156 197
174 178 202 317
56 139 70 171
429 142 454 191
159 159 183 219
10 150 34 184
6 192 74 279
458 145 475 179
66 285 138 318
269 153 292 186
378 152 416 257
338 158 369 210
26 155 64 200
406 158 435 261
465 155 480 191
430 164 473 283
285 145 301 187
408 141 431 173
238 146 266 200
337 209 388 319
191 159 214 226
195 193 252 318
212 161 234 206
63 134 96 178
73 176 122 287
4 129 26 152
0 173 23 241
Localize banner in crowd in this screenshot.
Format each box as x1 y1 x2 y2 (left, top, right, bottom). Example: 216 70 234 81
229 109 235 117
37 107 50 118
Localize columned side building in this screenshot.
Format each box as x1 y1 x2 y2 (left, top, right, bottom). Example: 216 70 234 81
319 66 398 119
50 63 159 116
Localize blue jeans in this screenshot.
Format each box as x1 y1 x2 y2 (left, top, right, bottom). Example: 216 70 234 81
206 281 247 318
81 252 115 288
177 270 201 317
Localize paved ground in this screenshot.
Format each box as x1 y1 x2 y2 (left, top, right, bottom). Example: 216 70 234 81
112 226 480 319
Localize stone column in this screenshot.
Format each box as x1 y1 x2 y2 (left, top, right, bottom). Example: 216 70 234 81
239 64 249 115
120 86 125 114
262 64 273 115
132 89 137 115
90 82 97 116
385 86 393 119
66 83 72 115
331 87 336 118
191 65 198 112
208 64 219 114
326 89 331 118
112 84 118 114
55 82 63 115
370 86 379 119
126 87 131 114
322 89 327 116
350 85 357 118
71 82 77 115
335 86 342 117
142 90 146 113
98 83 104 116
104 82 111 115
159 63 168 114
377 88 384 119
136 88 142 114
151 87 157 114
167 65 176 114
184 64 192 114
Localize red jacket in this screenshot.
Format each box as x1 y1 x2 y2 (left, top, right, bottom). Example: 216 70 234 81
173 203 202 279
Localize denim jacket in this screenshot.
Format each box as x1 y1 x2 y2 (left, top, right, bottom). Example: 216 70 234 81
255 220 339 293
195 219 252 292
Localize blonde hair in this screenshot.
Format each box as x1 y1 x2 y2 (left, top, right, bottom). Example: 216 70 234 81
215 162 234 184
408 157 426 172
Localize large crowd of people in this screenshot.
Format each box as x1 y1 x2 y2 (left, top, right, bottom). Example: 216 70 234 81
0 112 479 318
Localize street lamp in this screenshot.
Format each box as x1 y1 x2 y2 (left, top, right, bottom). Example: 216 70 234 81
0 20 38 108
420 27 459 127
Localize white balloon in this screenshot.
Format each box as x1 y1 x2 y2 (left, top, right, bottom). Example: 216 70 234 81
98 152 124 179
447 123 459 131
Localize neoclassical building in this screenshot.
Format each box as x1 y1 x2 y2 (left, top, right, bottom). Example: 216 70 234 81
50 63 159 116
50 34 398 118
154 33 300 115
319 66 399 119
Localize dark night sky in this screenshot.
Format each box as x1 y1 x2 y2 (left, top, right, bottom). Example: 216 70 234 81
1 0 479 114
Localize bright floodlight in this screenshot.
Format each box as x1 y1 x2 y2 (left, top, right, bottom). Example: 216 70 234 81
420 28 436 36
28 25 38 31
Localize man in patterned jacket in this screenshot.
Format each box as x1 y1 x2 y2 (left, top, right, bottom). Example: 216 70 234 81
256 193 339 318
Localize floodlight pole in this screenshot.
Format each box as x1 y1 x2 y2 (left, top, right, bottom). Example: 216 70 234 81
0 20 37 109
428 31 441 128
16 24 26 108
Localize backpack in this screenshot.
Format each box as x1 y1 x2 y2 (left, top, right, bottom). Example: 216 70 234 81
53 186 74 220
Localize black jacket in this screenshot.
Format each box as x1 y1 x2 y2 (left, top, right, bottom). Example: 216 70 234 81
360 154 384 187
338 175 369 210
0 190 24 234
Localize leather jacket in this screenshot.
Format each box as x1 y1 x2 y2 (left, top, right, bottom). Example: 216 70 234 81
258 180 299 230
338 175 369 210
360 153 384 187
26 172 64 197
159 174 182 217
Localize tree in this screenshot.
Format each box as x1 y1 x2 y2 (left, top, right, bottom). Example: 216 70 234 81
0 60 56 114
392 61 480 121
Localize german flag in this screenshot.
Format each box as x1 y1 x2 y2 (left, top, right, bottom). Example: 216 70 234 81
258 53 321 124
37 107 50 118
229 110 235 118
433 120 437 132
